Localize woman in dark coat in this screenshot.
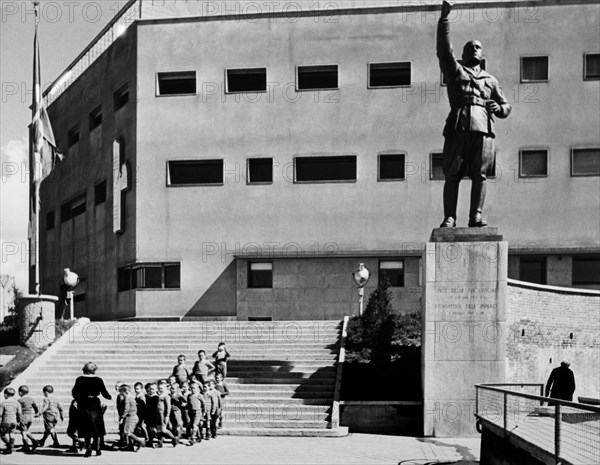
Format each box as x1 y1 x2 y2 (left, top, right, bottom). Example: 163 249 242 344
71 362 111 457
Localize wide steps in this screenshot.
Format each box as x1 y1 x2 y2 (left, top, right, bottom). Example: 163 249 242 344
6 320 346 437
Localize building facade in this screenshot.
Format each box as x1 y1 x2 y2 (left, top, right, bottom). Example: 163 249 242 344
38 0 600 320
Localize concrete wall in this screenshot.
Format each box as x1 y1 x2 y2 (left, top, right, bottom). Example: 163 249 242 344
42 26 138 320
234 256 421 320
340 401 422 436
506 280 600 399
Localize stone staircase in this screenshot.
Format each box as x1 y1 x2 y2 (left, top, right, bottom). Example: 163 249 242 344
7 320 347 437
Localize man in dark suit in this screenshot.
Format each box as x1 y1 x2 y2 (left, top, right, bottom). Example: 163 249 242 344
545 361 576 401
437 1 511 228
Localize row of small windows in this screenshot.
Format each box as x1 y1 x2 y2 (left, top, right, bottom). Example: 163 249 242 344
155 54 600 96
513 255 600 287
118 263 181 291
66 83 129 147
248 260 404 289
46 180 107 230
167 148 600 186
64 54 600 148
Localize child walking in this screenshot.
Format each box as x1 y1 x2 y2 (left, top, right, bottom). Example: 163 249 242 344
0 387 22 455
39 385 63 447
186 382 206 446
17 385 39 453
118 385 146 452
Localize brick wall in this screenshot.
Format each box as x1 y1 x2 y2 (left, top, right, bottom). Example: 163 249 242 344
506 280 600 399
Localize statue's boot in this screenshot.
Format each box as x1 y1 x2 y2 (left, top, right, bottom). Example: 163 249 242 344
441 179 459 227
468 180 487 227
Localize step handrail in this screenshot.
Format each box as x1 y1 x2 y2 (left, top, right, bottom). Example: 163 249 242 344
330 316 349 429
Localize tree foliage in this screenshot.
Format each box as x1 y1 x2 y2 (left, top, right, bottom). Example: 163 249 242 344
345 282 421 364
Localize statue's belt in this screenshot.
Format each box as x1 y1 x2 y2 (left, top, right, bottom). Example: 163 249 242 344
454 95 488 108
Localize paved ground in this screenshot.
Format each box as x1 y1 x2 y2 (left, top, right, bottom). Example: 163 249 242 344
1 433 480 464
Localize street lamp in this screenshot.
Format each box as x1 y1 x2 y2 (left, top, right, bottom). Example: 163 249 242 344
352 263 370 316
61 268 79 320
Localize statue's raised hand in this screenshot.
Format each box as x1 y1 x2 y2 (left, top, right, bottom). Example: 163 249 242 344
441 1 453 19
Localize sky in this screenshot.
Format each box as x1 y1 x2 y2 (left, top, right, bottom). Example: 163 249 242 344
1 0 130 291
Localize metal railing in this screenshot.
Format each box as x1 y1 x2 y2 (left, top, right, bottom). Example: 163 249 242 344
475 384 600 465
43 0 139 106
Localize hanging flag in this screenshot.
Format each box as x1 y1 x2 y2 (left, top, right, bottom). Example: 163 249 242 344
29 5 62 294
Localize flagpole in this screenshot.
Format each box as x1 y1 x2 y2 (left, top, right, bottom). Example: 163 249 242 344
33 1 40 296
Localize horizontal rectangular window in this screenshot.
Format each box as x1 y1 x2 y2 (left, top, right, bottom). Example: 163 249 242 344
168 160 224 185
248 262 272 288
114 83 129 111
379 260 404 287
520 149 548 177
226 68 267 93
67 125 80 147
369 62 411 88
378 154 406 181
46 210 55 231
572 255 600 286
118 263 181 291
295 155 356 182
584 53 600 80
95 180 107 205
519 257 546 285
157 71 196 96
521 56 549 82
571 148 600 176
430 153 444 181
247 158 273 184
89 105 102 131
297 65 338 91
61 194 86 223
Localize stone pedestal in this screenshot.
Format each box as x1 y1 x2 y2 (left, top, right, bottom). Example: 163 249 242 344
422 227 507 437
18 295 58 350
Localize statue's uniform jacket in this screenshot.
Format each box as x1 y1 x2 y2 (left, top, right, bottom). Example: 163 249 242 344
437 18 511 138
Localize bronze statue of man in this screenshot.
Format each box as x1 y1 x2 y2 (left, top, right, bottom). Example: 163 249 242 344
437 1 511 228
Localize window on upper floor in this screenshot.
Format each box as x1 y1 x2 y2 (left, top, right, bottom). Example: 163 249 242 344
295 155 356 182
114 83 129 111
45 210 55 231
571 148 600 177
584 53 600 80
167 160 224 185
296 65 338 91
369 62 411 88
378 153 406 181
520 149 548 177
61 193 86 223
226 67 267 93
89 105 102 131
247 158 273 184
67 124 80 147
95 180 107 205
157 71 196 96
521 56 549 82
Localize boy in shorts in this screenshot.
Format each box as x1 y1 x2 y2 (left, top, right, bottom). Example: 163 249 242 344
17 385 39 453
0 388 22 455
39 385 63 448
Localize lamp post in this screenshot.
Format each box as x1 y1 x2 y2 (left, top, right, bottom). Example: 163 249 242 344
62 268 79 320
352 263 370 316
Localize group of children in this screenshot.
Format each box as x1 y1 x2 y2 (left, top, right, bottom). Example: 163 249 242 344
0 343 231 455
0 385 65 454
